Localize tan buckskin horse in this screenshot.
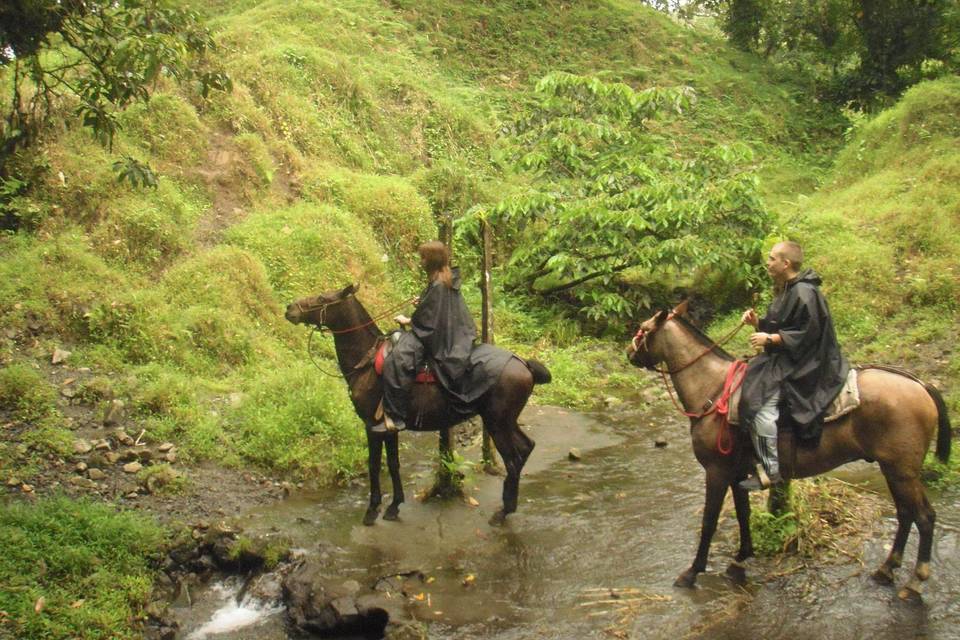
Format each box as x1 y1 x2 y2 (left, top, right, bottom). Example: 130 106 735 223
627 302 952 600
285 284 551 526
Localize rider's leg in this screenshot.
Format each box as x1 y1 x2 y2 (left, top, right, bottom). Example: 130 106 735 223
376 333 422 432
740 390 782 490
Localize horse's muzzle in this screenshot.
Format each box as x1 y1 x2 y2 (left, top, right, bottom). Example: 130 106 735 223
284 304 302 324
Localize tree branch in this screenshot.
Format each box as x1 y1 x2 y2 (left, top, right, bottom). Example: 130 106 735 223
537 262 634 296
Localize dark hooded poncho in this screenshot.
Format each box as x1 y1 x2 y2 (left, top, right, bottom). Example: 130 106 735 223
409 267 512 412
738 269 849 441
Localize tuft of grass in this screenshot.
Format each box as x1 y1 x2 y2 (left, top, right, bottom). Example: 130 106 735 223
748 478 885 559
224 362 367 480
0 364 58 422
0 496 165 640
223 202 401 305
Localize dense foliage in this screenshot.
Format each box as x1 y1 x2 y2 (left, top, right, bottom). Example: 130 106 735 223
690 0 958 104
478 72 772 324
0 0 229 192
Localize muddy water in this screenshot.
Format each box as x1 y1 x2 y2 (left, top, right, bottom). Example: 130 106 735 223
175 402 960 640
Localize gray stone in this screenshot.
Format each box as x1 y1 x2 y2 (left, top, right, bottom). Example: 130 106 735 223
93 439 111 451
158 442 175 453
73 439 93 454
74 462 88 473
87 468 107 481
52 348 71 364
568 448 582 461
123 462 142 474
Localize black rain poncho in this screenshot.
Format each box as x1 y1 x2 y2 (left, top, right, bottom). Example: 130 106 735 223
738 269 849 441
383 267 513 419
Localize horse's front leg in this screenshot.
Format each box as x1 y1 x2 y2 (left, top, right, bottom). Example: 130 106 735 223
383 432 404 521
363 431 384 526
724 482 753 585
676 468 729 588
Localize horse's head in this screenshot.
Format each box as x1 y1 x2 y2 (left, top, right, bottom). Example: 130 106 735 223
285 283 359 328
626 300 688 370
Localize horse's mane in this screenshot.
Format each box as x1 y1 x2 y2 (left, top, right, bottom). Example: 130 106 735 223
342 293 384 338
672 314 735 362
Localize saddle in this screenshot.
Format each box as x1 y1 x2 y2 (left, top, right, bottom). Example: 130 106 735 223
372 334 436 384
726 367 860 426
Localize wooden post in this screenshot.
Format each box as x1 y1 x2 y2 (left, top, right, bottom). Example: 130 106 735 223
479 218 500 473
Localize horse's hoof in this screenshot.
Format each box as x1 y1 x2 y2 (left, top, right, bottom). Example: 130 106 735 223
897 583 923 602
872 566 895 585
674 570 698 589
383 505 400 521
725 562 747 586
362 507 380 526
488 510 507 527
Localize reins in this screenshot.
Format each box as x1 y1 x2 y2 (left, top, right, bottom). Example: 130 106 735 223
302 295 415 378
634 315 748 455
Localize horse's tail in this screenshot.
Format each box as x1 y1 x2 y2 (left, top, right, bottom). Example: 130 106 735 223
525 359 552 385
925 384 952 464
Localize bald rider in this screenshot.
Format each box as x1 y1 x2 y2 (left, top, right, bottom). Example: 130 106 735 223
738 241 849 491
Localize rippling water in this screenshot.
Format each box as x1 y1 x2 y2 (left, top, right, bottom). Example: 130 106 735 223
174 402 960 639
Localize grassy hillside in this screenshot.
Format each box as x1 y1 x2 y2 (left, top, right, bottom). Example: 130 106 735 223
797 78 960 403
0 0 837 483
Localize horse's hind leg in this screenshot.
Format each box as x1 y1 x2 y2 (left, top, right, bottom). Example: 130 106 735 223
898 487 936 600
879 466 937 599
383 432 404 521
364 432 384 526
487 420 535 527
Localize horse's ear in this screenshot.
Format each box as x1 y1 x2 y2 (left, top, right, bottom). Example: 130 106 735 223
341 283 358 297
672 299 689 317
654 309 670 326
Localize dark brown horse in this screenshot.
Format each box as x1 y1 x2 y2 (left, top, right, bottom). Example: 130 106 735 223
285 284 551 526
627 302 952 599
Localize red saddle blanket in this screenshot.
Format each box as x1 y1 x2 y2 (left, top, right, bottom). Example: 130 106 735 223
373 340 436 383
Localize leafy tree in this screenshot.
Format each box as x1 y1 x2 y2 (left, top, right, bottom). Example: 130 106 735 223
0 0 229 176
854 0 951 96
475 73 772 324
699 0 954 104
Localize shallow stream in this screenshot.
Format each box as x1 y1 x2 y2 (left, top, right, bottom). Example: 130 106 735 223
173 401 960 639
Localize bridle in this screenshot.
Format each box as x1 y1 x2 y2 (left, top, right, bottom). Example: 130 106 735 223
632 313 745 375
632 312 748 454
296 295 415 335
297 293 415 378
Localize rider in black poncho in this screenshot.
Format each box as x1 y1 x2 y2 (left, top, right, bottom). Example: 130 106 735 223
375 241 512 432
738 241 849 490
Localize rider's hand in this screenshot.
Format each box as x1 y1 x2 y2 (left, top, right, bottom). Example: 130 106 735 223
749 332 774 351
413 296 420 306
394 314 412 326
742 308 759 328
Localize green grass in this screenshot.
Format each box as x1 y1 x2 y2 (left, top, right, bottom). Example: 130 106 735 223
0 497 165 640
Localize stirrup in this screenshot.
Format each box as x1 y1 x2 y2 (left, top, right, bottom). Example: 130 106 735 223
738 468 782 492
370 415 405 433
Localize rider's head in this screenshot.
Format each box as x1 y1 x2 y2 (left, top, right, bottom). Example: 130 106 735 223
418 241 453 287
767 241 802 286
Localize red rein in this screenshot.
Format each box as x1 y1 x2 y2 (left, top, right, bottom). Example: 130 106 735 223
634 317 747 455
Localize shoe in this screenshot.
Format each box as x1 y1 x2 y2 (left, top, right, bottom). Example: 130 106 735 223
370 418 406 433
738 471 783 492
